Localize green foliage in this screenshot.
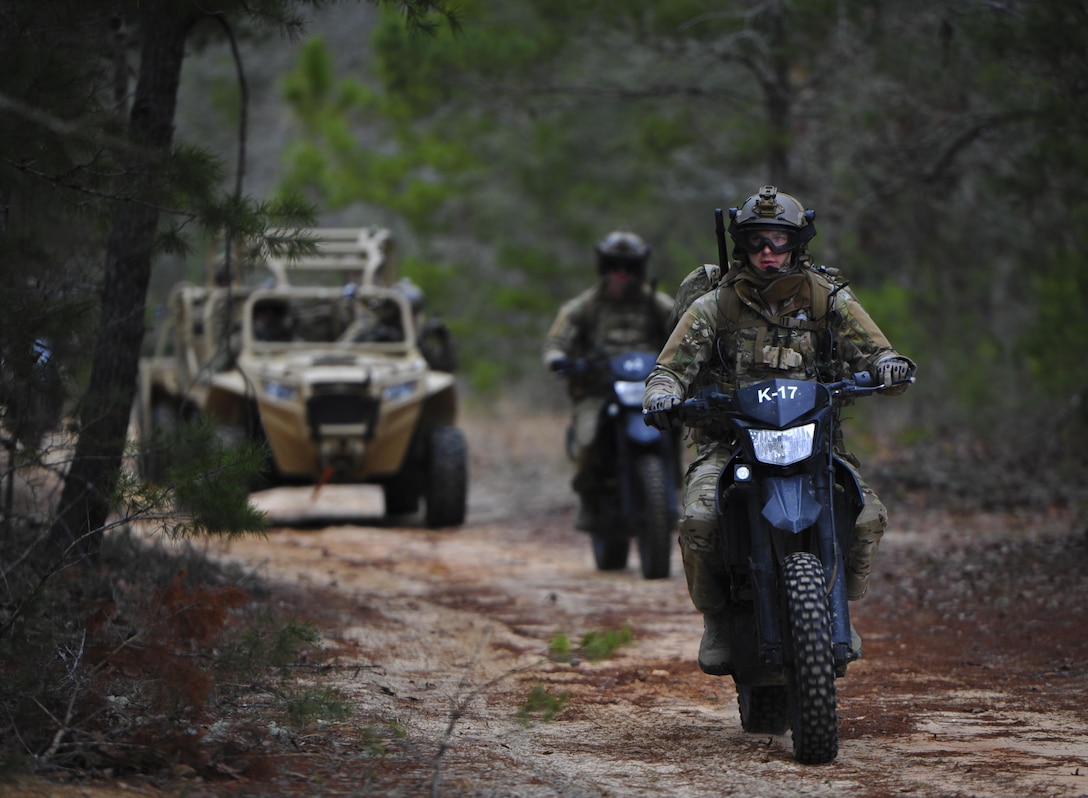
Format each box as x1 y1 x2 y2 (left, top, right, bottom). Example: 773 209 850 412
1021 255 1088 398
279 35 477 230
158 420 270 539
548 631 573 661
848 282 928 366
548 624 634 662
222 616 323 678
284 685 353 730
271 0 1088 432
580 623 634 661
516 684 569 727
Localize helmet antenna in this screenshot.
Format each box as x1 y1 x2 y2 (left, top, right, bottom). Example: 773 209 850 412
714 208 727 271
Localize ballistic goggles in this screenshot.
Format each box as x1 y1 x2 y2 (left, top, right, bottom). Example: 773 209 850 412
737 227 800 255
599 256 644 274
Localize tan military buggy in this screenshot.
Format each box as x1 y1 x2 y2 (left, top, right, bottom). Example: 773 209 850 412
133 228 467 527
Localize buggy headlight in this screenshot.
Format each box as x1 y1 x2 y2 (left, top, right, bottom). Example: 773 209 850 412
263 380 298 402
614 380 646 406
382 381 417 402
748 423 815 466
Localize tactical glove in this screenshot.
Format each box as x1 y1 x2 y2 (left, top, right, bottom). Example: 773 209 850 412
549 357 571 374
872 355 915 395
644 394 682 430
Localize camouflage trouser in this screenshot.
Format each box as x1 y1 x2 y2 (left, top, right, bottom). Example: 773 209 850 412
569 396 605 497
677 443 887 614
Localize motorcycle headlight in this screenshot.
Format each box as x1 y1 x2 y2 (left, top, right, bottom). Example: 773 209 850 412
748 423 815 466
614 380 646 406
263 380 298 402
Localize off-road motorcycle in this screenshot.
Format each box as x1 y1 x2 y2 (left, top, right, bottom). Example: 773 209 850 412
661 372 891 764
554 351 679 580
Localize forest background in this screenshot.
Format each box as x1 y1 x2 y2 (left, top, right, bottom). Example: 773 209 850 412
6 0 1088 446
268 0 1087 438
1 0 1086 786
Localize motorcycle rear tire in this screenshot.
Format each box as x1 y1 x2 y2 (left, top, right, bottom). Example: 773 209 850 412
737 684 790 734
783 551 839 764
591 535 629 571
633 453 673 580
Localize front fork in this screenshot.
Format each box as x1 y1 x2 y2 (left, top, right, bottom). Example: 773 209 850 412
720 463 856 671
608 407 677 520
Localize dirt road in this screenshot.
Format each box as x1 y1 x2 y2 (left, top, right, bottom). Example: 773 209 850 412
195 414 1088 798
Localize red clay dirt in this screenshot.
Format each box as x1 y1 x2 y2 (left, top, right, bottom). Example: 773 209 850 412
10 412 1088 797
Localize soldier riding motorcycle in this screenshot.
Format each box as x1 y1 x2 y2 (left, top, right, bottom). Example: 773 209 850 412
552 350 678 579
544 231 677 578
644 186 916 763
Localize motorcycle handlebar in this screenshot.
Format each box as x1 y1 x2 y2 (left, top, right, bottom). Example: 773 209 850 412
550 357 587 377
550 355 612 378
652 373 913 426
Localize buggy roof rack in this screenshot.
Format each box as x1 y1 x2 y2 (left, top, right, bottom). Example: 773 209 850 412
262 226 396 288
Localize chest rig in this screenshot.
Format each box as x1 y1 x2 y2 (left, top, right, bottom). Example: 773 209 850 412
711 267 842 387
575 284 669 358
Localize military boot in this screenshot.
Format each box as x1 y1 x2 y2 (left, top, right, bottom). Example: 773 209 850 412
680 542 733 674
699 612 733 675
574 494 599 532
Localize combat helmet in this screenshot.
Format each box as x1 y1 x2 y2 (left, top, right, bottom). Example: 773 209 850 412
728 186 816 269
595 230 651 278
392 278 426 315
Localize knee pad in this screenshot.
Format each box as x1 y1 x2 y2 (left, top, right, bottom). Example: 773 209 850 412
679 515 718 554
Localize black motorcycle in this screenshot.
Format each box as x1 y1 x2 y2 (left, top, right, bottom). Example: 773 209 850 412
555 351 679 580
662 372 890 764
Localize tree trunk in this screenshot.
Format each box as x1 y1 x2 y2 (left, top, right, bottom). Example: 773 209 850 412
763 2 792 186
51 3 194 558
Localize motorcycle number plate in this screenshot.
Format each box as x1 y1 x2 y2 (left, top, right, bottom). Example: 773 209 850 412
735 379 822 427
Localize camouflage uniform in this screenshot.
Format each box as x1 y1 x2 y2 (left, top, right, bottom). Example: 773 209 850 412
543 281 675 509
645 263 908 613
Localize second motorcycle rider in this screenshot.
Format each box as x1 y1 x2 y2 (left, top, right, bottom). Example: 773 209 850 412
543 231 675 532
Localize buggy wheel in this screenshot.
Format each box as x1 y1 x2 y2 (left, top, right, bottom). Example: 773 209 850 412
424 425 467 527
142 402 177 484
383 471 421 515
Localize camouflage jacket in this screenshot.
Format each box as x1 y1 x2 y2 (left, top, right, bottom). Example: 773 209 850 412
645 268 905 438
544 282 675 397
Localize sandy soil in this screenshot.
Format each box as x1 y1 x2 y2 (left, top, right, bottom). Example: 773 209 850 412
9 412 1088 797
192 414 1088 798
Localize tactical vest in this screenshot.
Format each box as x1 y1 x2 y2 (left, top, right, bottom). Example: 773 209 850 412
568 284 672 397
574 284 671 357
706 266 843 391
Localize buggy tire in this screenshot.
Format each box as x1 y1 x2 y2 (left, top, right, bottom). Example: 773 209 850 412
784 552 839 764
142 402 178 484
424 425 467 527
633 454 673 579
383 471 421 515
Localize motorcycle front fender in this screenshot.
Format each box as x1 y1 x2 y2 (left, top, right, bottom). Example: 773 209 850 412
761 474 822 533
